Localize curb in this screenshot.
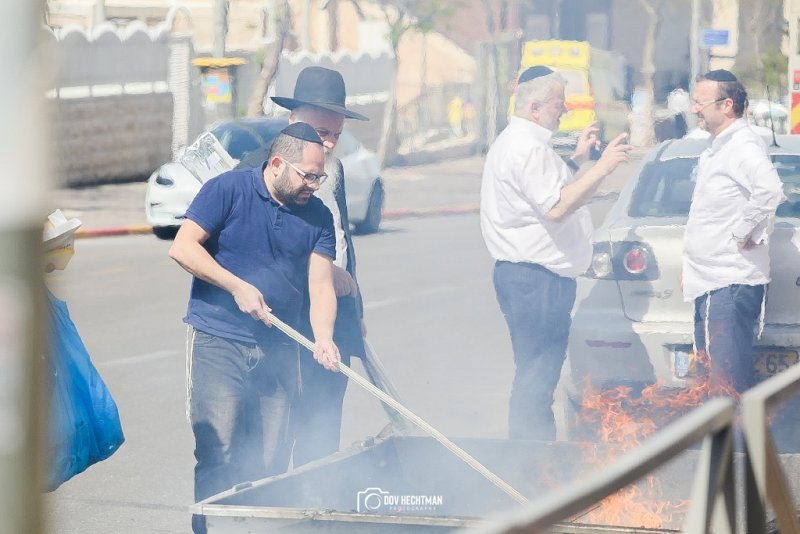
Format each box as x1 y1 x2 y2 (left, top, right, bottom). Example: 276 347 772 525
382 204 479 219
76 225 153 239
73 207 482 239
73 190 620 239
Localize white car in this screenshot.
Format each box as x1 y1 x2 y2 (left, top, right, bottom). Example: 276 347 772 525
562 134 800 437
145 117 384 239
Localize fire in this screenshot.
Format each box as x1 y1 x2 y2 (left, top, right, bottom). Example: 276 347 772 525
571 349 737 529
580 477 689 529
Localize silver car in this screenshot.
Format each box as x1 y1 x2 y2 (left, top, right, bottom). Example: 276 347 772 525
145 117 384 239
562 134 800 435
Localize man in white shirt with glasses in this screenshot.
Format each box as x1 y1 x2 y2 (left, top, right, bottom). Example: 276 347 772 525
683 69 785 393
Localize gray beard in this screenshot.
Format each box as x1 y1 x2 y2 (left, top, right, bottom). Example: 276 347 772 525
324 153 343 195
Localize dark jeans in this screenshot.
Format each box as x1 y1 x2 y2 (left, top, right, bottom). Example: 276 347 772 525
493 261 577 441
289 296 365 467
693 284 765 393
188 328 298 534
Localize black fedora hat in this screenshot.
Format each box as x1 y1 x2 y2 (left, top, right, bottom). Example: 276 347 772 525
271 66 369 121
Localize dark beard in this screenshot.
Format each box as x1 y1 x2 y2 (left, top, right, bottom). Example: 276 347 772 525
273 168 312 206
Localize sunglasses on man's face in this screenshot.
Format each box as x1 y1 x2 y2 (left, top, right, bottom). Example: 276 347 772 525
280 158 328 185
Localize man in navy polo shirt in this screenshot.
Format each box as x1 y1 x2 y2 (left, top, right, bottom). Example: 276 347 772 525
169 123 340 534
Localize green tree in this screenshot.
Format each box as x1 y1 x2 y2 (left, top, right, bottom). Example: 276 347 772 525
628 0 665 147
734 48 788 99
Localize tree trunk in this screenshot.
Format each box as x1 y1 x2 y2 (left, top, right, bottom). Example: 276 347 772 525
735 0 784 95
376 5 405 167
376 55 399 167
246 1 290 117
632 0 662 146
326 0 339 51
758 0 784 53
480 0 500 147
419 33 428 130
737 0 765 78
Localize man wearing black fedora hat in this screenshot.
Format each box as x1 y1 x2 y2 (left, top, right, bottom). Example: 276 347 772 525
247 66 370 467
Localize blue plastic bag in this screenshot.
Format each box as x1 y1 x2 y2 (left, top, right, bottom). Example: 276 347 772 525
45 291 124 491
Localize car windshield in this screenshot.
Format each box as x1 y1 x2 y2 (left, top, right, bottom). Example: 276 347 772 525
210 124 260 160
628 155 800 218
250 121 286 144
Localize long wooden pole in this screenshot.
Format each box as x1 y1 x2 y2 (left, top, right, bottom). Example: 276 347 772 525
267 312 528 505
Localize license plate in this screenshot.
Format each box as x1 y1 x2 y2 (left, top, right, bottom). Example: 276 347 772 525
754 350 800 380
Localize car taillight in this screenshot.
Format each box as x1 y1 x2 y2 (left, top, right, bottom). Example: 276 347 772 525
585 241 659 280
590 250 613 278
623 247 648 274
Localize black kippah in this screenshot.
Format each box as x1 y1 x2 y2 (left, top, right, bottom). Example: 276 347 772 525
281 122 323 145
518 65 554 84
704 69 738 82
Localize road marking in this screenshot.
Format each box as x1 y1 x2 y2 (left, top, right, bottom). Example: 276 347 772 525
99 349 181 367
365 285 459 310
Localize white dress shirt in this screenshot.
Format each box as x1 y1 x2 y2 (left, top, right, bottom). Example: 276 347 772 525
480 116 593 278
315 155 348 270
682 118 785 301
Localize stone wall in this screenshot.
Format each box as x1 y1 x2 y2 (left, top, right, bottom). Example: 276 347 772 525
53 93 173 186
46 13 196 187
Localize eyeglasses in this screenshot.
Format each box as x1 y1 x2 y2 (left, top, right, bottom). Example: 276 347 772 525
281 158 327 185
691 97 728 109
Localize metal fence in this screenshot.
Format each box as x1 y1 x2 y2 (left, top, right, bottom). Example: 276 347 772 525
471 398 738 534
396 82 475 148
742 363 800 533
473 363 800 534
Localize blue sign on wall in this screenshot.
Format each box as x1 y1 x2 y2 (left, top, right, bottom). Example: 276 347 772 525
702 29 730 48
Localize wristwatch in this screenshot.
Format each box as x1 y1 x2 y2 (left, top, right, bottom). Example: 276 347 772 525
565 158 580 173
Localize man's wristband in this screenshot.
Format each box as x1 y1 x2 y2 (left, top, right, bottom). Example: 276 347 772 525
566 158 580 173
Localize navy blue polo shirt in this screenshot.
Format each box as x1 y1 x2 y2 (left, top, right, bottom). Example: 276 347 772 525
183 166 335 344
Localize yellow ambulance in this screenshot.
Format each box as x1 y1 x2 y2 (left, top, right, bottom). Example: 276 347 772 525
517 40 629 144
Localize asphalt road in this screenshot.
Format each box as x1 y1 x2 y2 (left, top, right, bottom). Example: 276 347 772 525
48 152 642 231
43 214 512 533
43 153 640 533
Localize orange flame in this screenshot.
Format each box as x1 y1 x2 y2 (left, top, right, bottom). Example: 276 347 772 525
572 348 737 528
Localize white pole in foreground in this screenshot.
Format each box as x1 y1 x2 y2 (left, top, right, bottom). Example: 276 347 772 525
0 1 49 533
266 312 529 505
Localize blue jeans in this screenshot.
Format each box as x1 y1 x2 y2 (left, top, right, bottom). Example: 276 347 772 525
493 261 576 441
188 328 298 534
693 284 765 393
